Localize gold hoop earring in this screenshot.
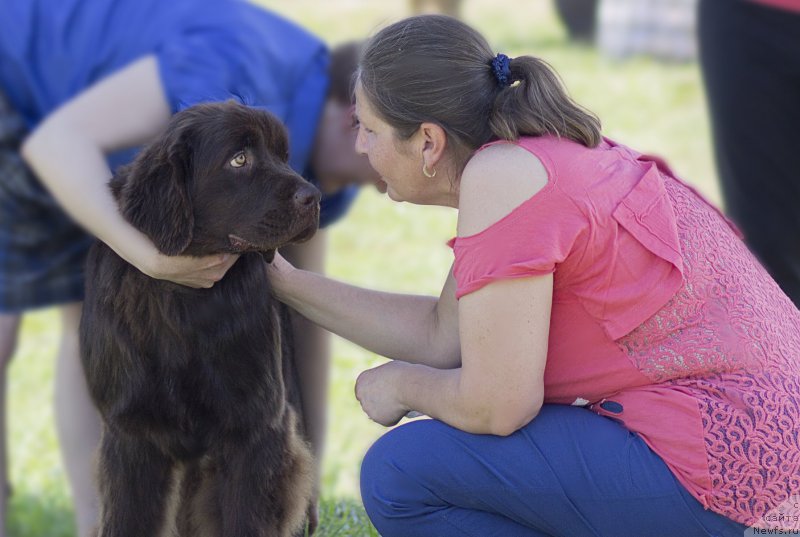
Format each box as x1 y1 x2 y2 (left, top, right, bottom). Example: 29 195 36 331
422 163 437 178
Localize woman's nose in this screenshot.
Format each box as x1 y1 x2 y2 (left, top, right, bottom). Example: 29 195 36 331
354 128 367 156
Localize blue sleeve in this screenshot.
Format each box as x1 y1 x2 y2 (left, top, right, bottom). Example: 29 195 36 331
153 4 328 174
155 14 284 115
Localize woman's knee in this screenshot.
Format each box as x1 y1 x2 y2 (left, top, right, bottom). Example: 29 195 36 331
360 420 447 525
360 420 424 500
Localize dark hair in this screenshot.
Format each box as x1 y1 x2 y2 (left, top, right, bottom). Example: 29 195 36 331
328 41 363 105
358 15 602 170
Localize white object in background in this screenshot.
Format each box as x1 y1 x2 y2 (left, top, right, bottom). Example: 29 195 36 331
597 0 698 62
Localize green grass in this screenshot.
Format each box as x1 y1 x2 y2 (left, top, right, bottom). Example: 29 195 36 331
7 1 717 535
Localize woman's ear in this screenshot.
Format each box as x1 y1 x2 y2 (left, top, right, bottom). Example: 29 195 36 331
419 122 448 170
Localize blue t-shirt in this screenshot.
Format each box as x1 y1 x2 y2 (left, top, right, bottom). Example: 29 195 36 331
0 0 356 227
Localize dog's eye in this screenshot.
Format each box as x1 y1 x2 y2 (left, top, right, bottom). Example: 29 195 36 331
230 152 247 168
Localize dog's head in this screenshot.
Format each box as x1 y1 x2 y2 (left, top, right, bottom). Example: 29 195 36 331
110 101 320 259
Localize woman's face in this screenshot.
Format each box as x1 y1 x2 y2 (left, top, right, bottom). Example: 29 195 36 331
354 84 448 205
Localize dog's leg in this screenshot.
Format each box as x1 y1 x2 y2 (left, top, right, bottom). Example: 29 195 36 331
284 418 315 537
95 429 175 537
279 304 320 535
176 456 220 537
214 415 313 537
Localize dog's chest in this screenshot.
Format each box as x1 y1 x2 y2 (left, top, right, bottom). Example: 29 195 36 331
151 259 277 376
115 254 283 433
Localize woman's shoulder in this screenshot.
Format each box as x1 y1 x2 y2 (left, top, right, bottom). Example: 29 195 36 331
457 141 550 237
456 134 647 238
473 135 610 180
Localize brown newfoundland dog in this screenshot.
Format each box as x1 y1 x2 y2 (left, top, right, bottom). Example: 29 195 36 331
80 101 320 537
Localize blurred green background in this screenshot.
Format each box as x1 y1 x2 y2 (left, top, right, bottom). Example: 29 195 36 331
7 1 716 535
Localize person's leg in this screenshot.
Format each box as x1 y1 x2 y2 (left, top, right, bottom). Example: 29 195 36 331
54 303 100 537
1 85 99 536
0 87 27 537
361 405 748 537
698 0 800 306
281 230 331 533
0 314 21 537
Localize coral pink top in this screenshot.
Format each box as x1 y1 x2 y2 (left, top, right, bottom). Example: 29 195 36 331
449 136 800 527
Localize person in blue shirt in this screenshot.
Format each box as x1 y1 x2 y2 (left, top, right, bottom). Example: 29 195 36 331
0 1 379 534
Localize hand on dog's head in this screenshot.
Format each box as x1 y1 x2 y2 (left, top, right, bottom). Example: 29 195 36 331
110 101 320 258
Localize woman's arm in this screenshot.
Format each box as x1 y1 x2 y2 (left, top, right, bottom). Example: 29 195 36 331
357 273 551 436
357 143 551 435
269 253 461 369
21 55 236 287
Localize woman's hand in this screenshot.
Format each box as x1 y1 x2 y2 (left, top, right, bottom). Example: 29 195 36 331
355 361 413 427
265 251 298 301
140 250 240 288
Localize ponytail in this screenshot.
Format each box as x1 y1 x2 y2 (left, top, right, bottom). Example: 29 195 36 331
490 56 602 147
359 15 603 175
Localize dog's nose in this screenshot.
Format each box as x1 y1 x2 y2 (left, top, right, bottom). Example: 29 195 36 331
294 185 321 207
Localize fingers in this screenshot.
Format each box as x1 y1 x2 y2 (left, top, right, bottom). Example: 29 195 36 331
195 254 238 288
199 254 237 286
150 253 240 288
265 252 293 276
354 370 367 402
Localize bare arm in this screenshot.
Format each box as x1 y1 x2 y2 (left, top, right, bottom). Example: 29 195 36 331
269 254 461 369
21 55 236 287
356 143 551 435
387 273 551 435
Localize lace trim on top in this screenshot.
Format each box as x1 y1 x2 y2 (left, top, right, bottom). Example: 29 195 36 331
617 176 800 525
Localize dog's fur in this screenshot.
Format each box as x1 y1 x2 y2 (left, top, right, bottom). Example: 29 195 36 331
80 102 321 537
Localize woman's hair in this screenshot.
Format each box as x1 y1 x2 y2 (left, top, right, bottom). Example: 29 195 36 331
358 15 601 169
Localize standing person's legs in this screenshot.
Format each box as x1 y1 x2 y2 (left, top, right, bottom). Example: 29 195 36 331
0 85 27 537
0 307 101 537
2 86 99 535
361 405 748 537
698 0 800 307
0 314 20 537
55 303 100 537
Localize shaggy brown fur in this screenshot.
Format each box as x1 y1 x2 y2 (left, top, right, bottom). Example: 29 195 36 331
80 101 321 537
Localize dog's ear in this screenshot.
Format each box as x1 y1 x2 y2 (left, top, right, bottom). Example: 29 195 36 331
111 122 195 256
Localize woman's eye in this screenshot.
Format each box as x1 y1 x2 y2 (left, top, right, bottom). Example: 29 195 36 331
230 152 247 168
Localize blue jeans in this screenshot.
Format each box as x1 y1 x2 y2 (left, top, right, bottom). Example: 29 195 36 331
360 404 748 537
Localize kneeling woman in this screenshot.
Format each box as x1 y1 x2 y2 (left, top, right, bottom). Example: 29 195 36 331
269 15 800 537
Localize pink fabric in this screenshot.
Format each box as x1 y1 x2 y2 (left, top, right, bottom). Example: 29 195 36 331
449 136 800 527
750 0 800 14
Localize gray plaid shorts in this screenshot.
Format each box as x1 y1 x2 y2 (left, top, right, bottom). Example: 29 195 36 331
0 89 93 313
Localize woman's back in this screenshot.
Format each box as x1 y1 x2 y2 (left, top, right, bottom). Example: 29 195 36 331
514 135 800 526
451 134 800 526
628 155 800 524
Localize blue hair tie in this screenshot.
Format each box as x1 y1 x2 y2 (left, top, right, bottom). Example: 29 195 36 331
491 53 512 87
